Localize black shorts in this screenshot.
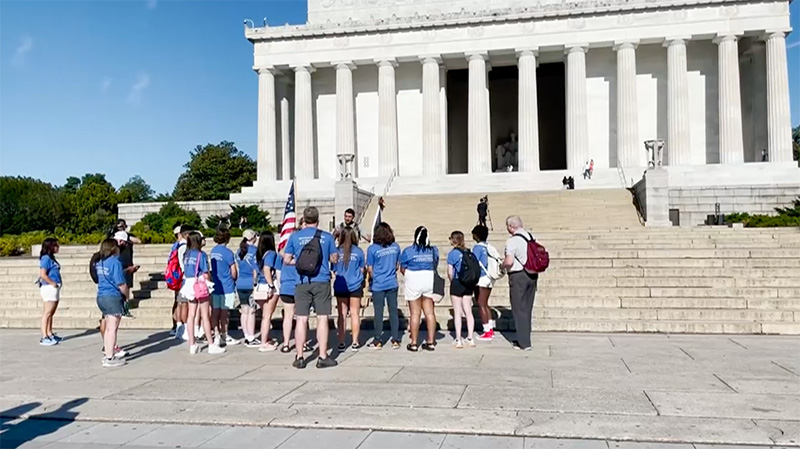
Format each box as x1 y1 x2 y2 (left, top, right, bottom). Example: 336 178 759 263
280 294 295 304
450 278 474 297
335 287 364 299
295 282 332 317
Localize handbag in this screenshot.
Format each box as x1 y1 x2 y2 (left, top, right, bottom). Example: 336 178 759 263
431 252 445 303
252 283 272 301
192 253 210 300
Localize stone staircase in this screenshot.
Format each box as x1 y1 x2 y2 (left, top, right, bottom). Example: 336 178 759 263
1 189 799 334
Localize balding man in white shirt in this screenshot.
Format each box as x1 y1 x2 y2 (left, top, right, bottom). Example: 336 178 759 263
502 215 538 351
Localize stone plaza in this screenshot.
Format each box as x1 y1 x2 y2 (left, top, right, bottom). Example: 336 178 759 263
0 329 799 447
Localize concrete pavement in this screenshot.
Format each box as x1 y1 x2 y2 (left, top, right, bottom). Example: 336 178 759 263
0 330 798 446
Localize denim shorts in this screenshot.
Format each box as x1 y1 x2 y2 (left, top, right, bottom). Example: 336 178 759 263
212 293 237 310
97 295 125 317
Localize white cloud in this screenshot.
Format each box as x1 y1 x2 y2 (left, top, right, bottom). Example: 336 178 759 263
787 40 800 50
146 0 158 9
101 77 112 94
127 72 150 104
12 35 33 68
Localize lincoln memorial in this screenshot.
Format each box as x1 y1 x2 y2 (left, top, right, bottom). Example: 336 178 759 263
228 0 797 208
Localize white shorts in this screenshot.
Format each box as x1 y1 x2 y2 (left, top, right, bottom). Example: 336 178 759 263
477 275 494 289
403 270 433 301
40 284 61 302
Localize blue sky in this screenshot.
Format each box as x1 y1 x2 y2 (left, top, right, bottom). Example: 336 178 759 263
1 1 798 194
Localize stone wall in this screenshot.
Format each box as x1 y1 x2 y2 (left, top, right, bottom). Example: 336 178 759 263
669 184 800 226
633 177 647 221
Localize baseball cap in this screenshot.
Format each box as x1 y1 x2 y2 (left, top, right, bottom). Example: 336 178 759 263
113 231 129 241
243 229 257 240
173 225 182 235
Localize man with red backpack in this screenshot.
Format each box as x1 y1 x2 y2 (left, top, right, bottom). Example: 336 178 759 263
502 215 549 351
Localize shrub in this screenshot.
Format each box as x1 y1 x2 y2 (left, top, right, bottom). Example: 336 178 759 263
139 202 201 235
725 197 800 228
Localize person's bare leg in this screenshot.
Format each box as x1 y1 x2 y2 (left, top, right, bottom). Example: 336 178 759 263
422 297 437 344
350 297 361 346
47 301 58 336
260 297 279 349
282 304 295 348
295 316 309 359
451 295 463 342
408 300 421 346
477 287 491 331
220 310 229 337
99 319 106 343
104 315 120 358
317 315 330 359
211 308 221 340
187 302 198 346
462 296 475 339
336 300 347 346
200 302 213 345
41 302 55 339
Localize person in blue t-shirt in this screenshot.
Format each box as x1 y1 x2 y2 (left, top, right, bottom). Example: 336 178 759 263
181 232 217 355
236 229 259 346
283 207 339 369
93 239 129 367
471 225 496 341
447 231 476 348
38 238 62 347
210 229 239 348
399 225 439 352
278 252 299 353
366 223 401 349
333 227 365 352
255 232 281 352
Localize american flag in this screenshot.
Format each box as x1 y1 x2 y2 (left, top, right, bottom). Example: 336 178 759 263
277 181 296 252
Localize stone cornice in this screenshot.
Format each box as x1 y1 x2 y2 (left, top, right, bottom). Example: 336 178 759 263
245 0 753 41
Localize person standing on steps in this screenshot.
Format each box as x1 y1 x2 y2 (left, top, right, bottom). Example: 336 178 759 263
38 238 62 346
472 225 502 341
113 230 141 319
400 226 439 352
283 207 340 369
447 231 477 348
255 232 281 352
333 227 365 352
476 196 489 228
173 225 192 341
210 228 239 348
366 222 402 350
333 208 364 243
502 216 538 351
236 229 260 347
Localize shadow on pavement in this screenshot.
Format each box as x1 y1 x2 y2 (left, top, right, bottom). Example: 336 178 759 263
59 328 99 343
0 398 87 449
124 332 182 362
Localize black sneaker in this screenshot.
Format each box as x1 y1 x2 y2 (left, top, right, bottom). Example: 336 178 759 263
292 357 306 369
338 343 346 351
316 357 338 369
512 341 522 350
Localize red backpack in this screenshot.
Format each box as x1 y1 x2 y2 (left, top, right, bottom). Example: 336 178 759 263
164 244 184 291
516 234 549 274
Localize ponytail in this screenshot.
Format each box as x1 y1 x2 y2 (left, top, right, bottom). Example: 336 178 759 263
238 238 248 260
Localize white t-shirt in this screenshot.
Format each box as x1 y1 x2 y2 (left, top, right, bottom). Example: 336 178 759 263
505 230 534 273
177 239 187 271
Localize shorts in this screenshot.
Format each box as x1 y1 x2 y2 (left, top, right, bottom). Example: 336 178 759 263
335 287 364 298
477 275 494 289
176 293 189 303
237 290 253 307
40 285 61 302
212 293 236 310
403 270 434 301
280 295 295 304
295 282 332 317
97 295 125 317
450 278 474 297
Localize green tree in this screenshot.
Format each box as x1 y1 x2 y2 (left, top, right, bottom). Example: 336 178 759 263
172 141 257 201
118 175 155 203
0 177 66 235
66 174 119 234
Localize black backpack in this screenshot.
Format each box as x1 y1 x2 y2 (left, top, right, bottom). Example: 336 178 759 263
296 229 323 281
457 248 481 287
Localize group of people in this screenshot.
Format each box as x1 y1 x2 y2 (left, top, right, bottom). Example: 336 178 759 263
37 205 542 369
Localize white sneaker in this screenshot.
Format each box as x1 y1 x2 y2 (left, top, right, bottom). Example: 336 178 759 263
466 338 476 348
102 357 126 367
181 326 189 341
208 344 226 355
190 344 200 355
225 335 240 346
196 326 204 339
113 346 128 358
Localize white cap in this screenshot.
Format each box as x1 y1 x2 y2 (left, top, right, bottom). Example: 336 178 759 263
113 231 129 241
173 226 182 235
243 229 257 240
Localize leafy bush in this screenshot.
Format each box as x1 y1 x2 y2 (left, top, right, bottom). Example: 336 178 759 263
0 231 106 257
138 202 202 235
725 197 800 228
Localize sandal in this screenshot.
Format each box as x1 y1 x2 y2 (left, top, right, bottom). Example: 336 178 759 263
421 342 435 351
406 343 419 352
369 341 383 350
391 340 401 350
303 342 313 352
280 345 291 353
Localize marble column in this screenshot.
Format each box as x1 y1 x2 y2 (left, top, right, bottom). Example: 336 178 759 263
764 31 793 162
468 52 491 173
614 41 641 168
566 45 588 170
421 56 444 175
256 67 278 182
335 62 356 177
665 38 691 166
715 34 745 164
376 59 399 176
293 65 315 180
277 77 293 180
440 66 449 174
517 49 540 172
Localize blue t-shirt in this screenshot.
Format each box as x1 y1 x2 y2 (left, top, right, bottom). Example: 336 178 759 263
472 243 489 277
400 246 439 272
257 250 280 285
39 256 62 285
447 248 465 275
280 262 297 297
366 243 401 292
95 256 125 298
333 246 365 293
285 227 337 283
235 245 258 291
183 249 209 279
210 245 236 294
